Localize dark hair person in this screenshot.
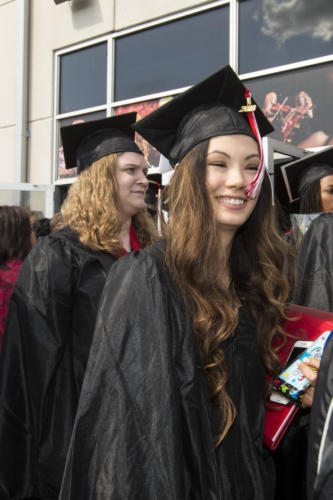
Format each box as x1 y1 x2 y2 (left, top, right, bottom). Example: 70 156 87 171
284 154 333 500
0 113 158 499
0 205 35 350
281 147 333 214
280 148 333 312
59 67 315 500
299 162 333 214
300 172 332 213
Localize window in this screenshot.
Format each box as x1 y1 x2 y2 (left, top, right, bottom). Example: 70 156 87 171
54 185 71 213
59 42 107 114
245 61 333 148
0 185 54 218
114 97 173 167
114 6 229 101
239 0 333 74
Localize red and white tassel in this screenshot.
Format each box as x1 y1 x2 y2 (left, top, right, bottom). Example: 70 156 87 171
241 88 266 199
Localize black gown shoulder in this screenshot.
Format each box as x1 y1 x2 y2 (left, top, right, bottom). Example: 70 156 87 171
60 241 271 500
293 213 333 312
0 226 117 499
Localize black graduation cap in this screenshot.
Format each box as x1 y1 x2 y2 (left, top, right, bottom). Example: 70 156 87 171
132 65 273 166
61 112 142 173
281 146 333 204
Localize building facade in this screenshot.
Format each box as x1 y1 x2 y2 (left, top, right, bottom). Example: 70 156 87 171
1 0 333 215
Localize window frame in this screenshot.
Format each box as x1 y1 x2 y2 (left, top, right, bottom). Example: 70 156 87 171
111 0 232 104
0 183 54 218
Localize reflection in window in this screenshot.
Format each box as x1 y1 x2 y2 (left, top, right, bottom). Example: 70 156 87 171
245 62 333 148
115 98 173 167
114 6 229 101
239 0 333 74
59 43 107 114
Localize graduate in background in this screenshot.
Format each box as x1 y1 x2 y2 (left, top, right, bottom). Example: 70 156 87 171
271 148 333 500
280 147 333 312
0 113 158 499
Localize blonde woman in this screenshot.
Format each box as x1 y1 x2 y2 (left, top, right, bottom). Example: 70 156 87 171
0 114 158 500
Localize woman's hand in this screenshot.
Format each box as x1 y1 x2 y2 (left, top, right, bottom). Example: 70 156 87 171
297 357 320 408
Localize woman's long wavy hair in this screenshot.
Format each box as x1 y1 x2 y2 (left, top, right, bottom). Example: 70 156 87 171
299 179 323 213
0 206 33 265
61 154 158 254
165 139 291 445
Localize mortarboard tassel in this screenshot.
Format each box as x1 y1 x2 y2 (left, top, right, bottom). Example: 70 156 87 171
239 88 266 199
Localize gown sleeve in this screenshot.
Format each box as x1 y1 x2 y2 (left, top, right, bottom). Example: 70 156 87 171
0 234 112 499
59 247 221 500
293 213 333 312
0 237 75 498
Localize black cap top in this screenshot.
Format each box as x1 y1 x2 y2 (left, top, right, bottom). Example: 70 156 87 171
281 146 333 203
61 112 142 173
132 65 273 165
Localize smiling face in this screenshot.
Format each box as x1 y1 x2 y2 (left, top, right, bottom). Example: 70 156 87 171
116 152 149 219
205 134 261 237
320 175 333 212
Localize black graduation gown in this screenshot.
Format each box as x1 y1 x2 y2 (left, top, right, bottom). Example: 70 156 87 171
59 241 273 500
0 226 116 500
273 213 333 500
293 213 333 312
307 334 333 500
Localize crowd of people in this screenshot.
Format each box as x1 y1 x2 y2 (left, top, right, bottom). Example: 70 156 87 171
0 65 332 500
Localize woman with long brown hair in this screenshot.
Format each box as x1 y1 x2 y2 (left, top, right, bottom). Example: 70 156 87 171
0 205 35 350
59 67 316 500
0 113 158 500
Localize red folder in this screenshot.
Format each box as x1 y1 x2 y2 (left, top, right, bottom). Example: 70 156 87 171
263 304 333 450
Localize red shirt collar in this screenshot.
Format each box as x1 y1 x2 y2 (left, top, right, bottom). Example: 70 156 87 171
122 224 142 255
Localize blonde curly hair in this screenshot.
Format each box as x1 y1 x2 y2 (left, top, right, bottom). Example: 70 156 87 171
60 154 158 255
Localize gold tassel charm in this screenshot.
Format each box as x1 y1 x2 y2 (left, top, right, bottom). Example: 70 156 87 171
239 89 257 113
